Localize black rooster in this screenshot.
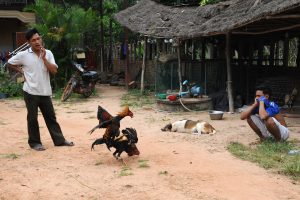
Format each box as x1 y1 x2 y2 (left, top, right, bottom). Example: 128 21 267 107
91 128 140 159
88 105 133 151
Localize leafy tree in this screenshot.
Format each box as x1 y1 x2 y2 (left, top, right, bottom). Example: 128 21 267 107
24 0 99 87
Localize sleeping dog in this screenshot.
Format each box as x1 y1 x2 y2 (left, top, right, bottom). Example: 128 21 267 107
161 120 216 135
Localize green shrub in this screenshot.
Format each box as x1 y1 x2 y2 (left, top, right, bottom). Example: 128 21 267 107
0 72 23 97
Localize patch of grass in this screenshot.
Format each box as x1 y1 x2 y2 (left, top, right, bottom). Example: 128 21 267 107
158 170 168 175
53 88 63 100
138 159 150 168
95 161 103 166
121 89 156 108
53 87 97 101
1 153 20 160
227 140 300 180
119 166 133 176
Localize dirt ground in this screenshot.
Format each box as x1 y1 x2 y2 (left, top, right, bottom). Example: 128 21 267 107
1 85 300 200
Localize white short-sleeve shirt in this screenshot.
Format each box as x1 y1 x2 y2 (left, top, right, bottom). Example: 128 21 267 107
8 47 57 96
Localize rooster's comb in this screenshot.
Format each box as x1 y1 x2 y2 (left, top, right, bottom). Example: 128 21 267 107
118 105 132 117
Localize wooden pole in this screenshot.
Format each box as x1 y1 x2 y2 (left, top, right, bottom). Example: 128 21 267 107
297 36 300 68
99 0 104 72
124 0 130 88
226 32 234 113
177 39 183 93
201 38 206 94
125 28 130 88
283 32 289 67
140 36 147 94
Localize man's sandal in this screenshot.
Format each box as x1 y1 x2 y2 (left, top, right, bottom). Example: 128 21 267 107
56 140 74 147
31 144 46 151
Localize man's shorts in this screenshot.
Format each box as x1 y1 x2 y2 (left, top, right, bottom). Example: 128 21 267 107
250 114 289 141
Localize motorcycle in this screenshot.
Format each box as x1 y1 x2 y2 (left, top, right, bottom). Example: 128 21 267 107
179 80 202 98
61 52 99 102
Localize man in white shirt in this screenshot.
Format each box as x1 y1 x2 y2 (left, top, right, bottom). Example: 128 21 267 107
7 28 74 151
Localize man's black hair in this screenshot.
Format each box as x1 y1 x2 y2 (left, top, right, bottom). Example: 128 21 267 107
256 84 272 97
25 28 40 41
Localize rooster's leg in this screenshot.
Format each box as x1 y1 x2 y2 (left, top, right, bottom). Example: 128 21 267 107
113 150 120 160
91 138 105 150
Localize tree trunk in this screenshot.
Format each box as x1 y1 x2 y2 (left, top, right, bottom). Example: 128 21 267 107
99 0 104 72
108 18 113 72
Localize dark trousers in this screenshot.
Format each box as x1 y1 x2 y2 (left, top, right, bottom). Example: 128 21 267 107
23 91 65 147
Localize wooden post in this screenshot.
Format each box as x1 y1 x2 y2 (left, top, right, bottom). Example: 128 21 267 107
297 36 300 68
99 0 104 72
258 39 263 67
108 18 113 71
247 43 254 104
201 38 206 94
124 0 130 88
134 40 137 62
125 28 130 88
283 32 289 67
140 36 147 94
270 41 275 67
226 32 234 113
177 39 183 93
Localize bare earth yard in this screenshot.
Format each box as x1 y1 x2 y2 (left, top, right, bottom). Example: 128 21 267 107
0 85 300 200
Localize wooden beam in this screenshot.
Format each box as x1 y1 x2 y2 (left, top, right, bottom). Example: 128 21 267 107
232 23 300 35
226 32 234 113
266 15 300 19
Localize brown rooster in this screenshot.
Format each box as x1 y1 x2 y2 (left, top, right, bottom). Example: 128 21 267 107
88 105 133 151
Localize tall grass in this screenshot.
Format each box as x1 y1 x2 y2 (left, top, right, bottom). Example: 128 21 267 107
121 89 155 107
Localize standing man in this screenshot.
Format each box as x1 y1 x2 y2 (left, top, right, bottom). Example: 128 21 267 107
7 28 74 151
240 85 289 142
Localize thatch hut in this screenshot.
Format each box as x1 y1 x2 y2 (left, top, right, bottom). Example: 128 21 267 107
115 0 300 112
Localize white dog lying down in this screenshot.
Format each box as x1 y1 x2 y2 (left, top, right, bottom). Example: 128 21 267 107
161 120 216 135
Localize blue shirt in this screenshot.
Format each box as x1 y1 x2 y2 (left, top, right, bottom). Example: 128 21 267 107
252 101 280 117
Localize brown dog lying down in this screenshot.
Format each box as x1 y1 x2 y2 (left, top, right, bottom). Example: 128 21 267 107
161 119 216 135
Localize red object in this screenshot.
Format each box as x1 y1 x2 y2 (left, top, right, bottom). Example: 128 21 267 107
167 95 177 101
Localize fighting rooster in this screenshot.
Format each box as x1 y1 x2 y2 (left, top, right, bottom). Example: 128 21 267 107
91 128 140 159
88 105 133 151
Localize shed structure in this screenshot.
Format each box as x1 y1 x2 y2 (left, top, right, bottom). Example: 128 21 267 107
115 0 300 111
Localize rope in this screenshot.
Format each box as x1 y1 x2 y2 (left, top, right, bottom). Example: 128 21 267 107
177 87 209 113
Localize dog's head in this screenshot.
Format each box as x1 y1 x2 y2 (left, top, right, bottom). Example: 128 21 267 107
199 122 216 134
161 123 172 132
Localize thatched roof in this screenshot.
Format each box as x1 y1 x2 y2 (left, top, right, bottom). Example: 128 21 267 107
115 0 300 39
